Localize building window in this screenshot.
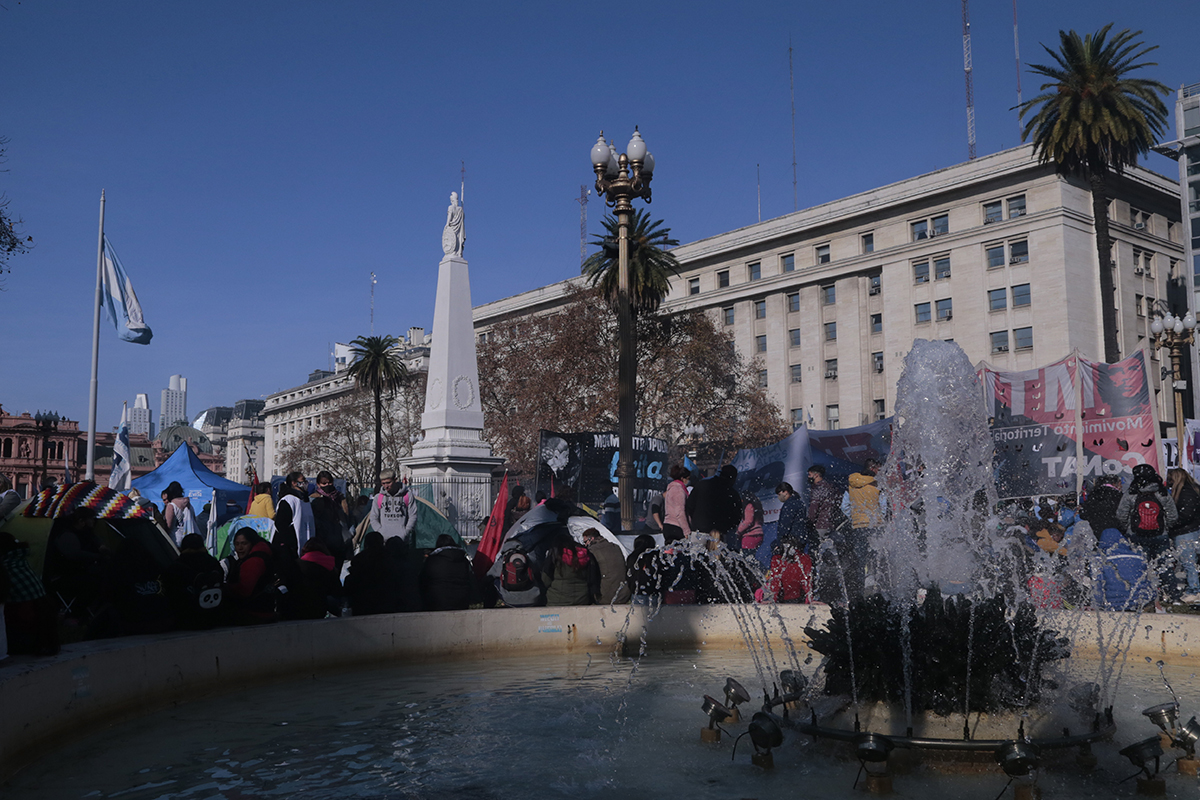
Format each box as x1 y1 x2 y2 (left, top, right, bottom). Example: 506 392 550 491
915 302 931 323
816 244 831 264
758 369 769 388
913 260 930 283
874 399 886 420
936 298 953 321
756 335 767 353
1008 195 1026 218
790 364 803 383
781 253 795 273
988 288 1007 311
748 261 761 281
912 213 949 240
869 274 881 295
754 299 766 319
873 351 884 373
824 321 837 341
1131 207 1150 228
1009 240 1029 264
789 328 802 348
1136 293 1146 318
986 244 1006 269
791 409 805 429
991 330 1010 353
826 405 840 430
1 438 9 458
1014 326 1034 350
862 233 874 254
870 313 882 334
723 306 734 326
718 270 730 288
934 256 951 280
983 200 1003 224
787 292 800 313
688 277 700 295
1012 283 1031 307
825 359 838 380
822 284 836 305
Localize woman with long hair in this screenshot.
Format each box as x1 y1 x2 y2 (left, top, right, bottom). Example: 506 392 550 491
1168 467 1200 602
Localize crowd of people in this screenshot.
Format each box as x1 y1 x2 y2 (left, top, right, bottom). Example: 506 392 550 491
4 455 1200 659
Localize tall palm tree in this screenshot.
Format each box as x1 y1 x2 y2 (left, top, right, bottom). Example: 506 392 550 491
1018 24 1169 364
581 207 681 316
347 334 408 488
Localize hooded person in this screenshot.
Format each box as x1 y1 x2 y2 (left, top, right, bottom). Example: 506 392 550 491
685 465 742 545
369 469 417 544
344 531 403 616
419 534 478 611
581 527 631 604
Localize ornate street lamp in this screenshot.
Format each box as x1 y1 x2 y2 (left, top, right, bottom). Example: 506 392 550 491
34 410 61 489
683 423 706 463
590 127 655 531
1149 310 1196 436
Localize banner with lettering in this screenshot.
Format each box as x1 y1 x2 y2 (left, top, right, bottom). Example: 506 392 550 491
981 350 1158 498
534 430 669 511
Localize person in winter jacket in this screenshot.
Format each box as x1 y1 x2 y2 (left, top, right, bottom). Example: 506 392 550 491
661 464 691 543
1168 467 1200 602
686 465 742 543
1093 525 1152 611
274 472 315 555
224 528 278 624
310 471 350 570
369 469 417 543
1116 464 1179 604
419 534 477 610
541 532 598 606
756 537 812 604
626 534 666 604
344 531 403 615
775 483 812 553
247 483 275 519
162 533 224 630
279 539 342 620
581 527 631 604
736 490 765 553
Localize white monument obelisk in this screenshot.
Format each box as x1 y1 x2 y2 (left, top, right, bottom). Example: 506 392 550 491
404 192 503 483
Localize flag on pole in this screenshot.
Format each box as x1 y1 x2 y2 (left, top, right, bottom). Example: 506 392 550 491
110 406 132 491
473 472 508 583
101 235 153 345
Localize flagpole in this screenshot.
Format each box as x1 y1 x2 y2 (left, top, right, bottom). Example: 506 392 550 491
86 190 105 481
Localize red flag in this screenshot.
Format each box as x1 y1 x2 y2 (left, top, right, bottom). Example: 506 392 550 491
473 472 508 582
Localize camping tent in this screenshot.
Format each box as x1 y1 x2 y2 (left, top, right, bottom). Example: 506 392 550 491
132 445 251 549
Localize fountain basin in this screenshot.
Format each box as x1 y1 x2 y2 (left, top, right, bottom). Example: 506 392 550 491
2 606 1198 785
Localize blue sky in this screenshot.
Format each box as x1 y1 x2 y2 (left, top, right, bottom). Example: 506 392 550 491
1 1 1194 430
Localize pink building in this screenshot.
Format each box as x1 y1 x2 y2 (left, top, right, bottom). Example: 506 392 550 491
0 405 81 498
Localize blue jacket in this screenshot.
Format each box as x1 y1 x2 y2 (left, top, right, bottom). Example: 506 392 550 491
777 496 812 553
1094 527 1151 611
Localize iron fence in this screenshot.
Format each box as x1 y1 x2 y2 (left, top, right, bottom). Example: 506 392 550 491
407 474 501 541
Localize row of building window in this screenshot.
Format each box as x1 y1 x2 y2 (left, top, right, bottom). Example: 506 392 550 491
787 400 886 431
0 438 64 459
690 196 1030 296
990 327 1034 353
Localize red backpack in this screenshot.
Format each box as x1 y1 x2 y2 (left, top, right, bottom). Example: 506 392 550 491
1133 494 1164 535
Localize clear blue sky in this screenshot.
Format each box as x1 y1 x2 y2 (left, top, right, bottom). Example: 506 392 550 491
1 1 1193 431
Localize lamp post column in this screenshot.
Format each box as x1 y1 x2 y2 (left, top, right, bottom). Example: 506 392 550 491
1151 311 1196 442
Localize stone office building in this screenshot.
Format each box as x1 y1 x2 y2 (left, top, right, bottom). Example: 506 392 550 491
473 145 1187 432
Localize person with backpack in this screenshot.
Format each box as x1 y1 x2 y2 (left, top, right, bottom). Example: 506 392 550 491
541 532 599 606
1167 467 1200 604
1116 464 1179 607
493 538 544 607
162 533 225 629
420 534 478 611
370 469 417 543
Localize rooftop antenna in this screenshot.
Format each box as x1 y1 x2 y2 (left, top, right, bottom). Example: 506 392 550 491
1013 0 1023 138
789 36 798 211
370 271 377 334
577 184 590 265
962 0 977 160
757 164 762 223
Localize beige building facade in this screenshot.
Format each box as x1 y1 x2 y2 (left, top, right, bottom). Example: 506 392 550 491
473 145 1187 432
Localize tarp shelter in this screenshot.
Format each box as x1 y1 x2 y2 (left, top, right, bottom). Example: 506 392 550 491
132 445 251 550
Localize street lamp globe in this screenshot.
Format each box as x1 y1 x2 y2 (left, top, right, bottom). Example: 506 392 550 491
1151 317 1165 335
590 134 610 168
626 128 647 162
1185 312 1196 330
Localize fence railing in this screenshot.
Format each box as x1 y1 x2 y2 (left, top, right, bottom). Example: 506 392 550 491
407 474 501 541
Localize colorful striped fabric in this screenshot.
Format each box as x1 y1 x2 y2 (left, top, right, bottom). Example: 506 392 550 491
23 481 151 520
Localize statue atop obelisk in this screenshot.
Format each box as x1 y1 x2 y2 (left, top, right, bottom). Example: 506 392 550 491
404 191 502 483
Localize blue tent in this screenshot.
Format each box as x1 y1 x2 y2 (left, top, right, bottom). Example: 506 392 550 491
132 446 251 547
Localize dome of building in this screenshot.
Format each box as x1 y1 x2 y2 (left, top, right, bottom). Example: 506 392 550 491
155 424 215 455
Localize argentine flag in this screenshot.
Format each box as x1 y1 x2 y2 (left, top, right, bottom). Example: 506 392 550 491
110 409 132 491
101 236 153 345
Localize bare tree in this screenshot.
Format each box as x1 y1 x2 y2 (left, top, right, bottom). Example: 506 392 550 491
477 286 789 476
0 136 32 286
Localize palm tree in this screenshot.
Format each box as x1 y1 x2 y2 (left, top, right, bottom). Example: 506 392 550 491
347 334 408 489
1018 24 1169 364
581 207 681 316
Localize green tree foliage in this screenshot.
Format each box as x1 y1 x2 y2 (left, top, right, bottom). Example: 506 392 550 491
347 335 408 488
580 208 681 316
1018 25 1169 363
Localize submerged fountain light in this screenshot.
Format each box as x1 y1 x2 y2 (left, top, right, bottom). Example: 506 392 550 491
779 669 807 699
994 741 1040 777
748 713 783 751
700 695 731 743
1175 716 1200 752
723 678 751 710
855 732 895 763
1142 702 1179 733
1119 735 1164 776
